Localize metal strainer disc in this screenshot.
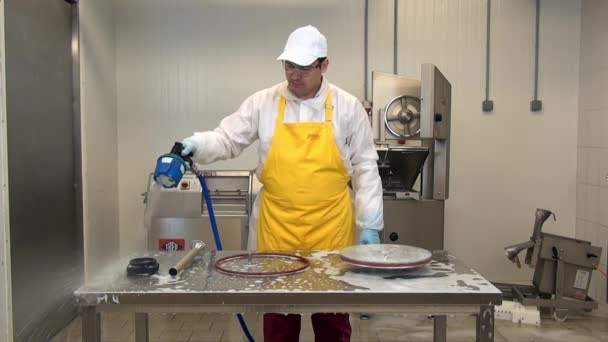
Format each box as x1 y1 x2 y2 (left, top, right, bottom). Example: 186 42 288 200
383 95 421 138
340 244 432 269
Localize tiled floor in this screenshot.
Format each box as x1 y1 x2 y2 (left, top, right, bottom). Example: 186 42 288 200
51 311 608 342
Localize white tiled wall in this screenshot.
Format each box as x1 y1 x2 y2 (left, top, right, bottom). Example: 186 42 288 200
80 0 120 281
577 0 608 304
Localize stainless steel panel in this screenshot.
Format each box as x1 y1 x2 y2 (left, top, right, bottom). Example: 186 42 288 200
201 171 250 215
420 64 451 140
71 0 84 303
421 64 451 200
382 200 444 251
145 171 252 252
533 260 592 299
431 66 451 200
5 0 82 340
149 217 247 252
533 233 602 298
421 138 436 199
432 139 450 200
537 233 602 268
145 174 203 218
371 71 421 143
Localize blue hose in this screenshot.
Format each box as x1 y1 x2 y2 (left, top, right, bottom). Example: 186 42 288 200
199 174 223 251
197 174 255 342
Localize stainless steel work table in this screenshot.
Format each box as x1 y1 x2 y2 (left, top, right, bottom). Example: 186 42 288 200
75 250 502 342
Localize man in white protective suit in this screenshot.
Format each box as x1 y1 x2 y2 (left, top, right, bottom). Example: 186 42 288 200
179 25 384 342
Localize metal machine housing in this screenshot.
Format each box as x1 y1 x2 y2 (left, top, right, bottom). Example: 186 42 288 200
144 171 260 252
371 64 452 251
499 208 602 321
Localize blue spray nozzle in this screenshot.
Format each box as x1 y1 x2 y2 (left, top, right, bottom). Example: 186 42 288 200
153 142 193 188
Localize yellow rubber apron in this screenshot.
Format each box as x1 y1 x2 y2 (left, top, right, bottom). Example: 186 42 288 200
257 92 355 251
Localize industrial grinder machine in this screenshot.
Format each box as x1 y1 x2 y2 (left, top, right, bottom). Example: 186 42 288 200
368 64 451 251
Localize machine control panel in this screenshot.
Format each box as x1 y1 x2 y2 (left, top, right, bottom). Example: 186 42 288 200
156 173 200 192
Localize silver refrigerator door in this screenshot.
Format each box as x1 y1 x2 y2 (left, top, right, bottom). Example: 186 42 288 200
4 0 82 340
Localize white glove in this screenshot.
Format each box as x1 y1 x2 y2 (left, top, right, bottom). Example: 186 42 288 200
181 139 196 157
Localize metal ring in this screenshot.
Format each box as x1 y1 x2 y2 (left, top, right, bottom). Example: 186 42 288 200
214 252 311 277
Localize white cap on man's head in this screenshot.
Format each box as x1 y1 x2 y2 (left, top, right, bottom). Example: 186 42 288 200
276 25 327 66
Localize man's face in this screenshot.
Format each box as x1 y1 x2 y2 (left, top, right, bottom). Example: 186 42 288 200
283 59 329 99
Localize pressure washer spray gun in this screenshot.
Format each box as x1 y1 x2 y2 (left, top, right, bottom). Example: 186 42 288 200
153 142 201 188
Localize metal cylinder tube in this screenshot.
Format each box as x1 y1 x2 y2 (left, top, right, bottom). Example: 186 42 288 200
169 240 206 276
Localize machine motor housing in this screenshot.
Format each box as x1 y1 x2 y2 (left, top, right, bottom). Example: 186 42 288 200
532 233 602 300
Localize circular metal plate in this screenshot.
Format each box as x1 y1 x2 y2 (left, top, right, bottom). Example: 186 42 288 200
214 252 311 277
340 244 432 269
383 95 421 138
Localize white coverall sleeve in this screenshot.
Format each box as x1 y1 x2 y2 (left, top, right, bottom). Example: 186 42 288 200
349 102 384 231
184 96 259 164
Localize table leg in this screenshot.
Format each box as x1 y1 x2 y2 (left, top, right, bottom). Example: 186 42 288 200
476 306 495 342
433 315 447 342
135 312 149 342
81 306 101 342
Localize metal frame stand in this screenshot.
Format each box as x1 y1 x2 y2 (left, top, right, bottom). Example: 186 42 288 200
82 307 496 342
135 313 149 342
493 280 598 322
432 315 447 342
81 307 100 342
476 306 495 342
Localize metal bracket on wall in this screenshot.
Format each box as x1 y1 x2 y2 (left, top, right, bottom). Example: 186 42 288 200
65 0 78 4
530 0 542 112
482 0 493 112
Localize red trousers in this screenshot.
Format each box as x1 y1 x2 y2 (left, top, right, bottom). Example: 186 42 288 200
263 313 351 342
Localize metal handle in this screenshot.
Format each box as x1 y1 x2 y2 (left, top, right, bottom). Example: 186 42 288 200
169 240 206 276
531 208 555 241
504 240 534 268
205 195 248 201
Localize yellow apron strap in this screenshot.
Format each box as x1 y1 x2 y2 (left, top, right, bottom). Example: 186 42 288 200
278 96 287 122
325 92 333 122
279 92 332 122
